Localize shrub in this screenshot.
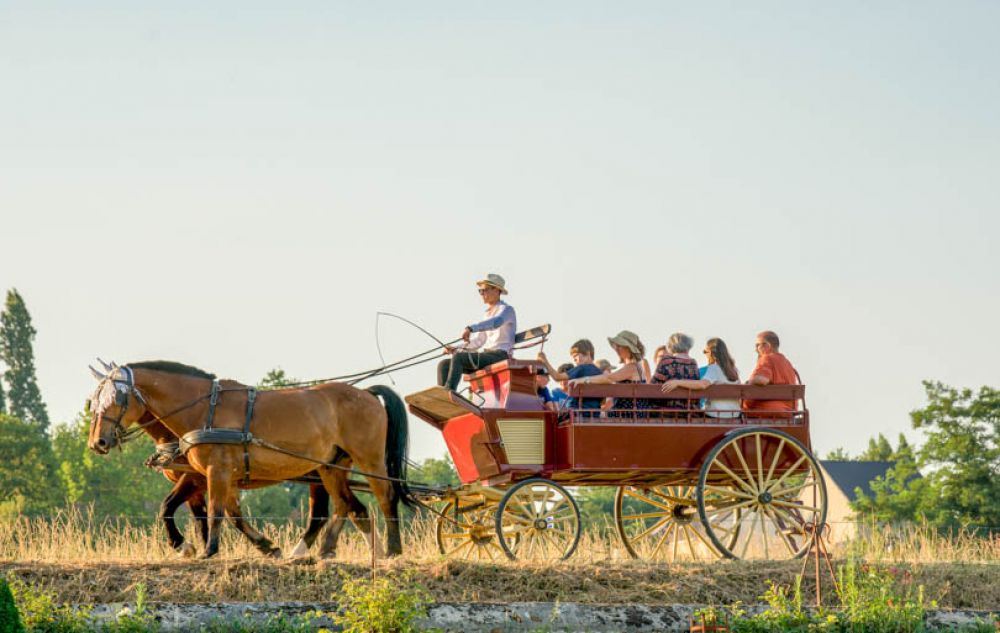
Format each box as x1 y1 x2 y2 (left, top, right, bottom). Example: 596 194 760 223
0 578 25 633
332 573 430 633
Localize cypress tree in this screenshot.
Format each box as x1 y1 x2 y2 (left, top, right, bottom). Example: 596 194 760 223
0 578 25 633
0 289 49 429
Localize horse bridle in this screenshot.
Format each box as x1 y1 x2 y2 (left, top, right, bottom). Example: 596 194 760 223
96 366 216 447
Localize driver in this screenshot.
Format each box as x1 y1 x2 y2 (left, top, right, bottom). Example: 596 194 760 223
437 273 517 393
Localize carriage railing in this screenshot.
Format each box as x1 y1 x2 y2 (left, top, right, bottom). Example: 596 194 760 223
563 383 807 425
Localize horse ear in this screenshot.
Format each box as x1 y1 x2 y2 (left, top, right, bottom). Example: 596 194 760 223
98 358 113 372
89 365 106 380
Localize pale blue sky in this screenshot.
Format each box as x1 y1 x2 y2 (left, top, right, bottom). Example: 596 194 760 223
2 1 998 460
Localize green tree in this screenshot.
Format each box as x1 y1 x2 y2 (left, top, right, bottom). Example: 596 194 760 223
412 455 459 487
851 433 929 524
0 414 61 518
909 381 1000 529
0 578 24 633
0 289 49 429
52 411 170 518
258 367 297 390
825 447 851 460
858 433 895 461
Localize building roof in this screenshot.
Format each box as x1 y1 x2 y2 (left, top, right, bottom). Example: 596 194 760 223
819 460 896 502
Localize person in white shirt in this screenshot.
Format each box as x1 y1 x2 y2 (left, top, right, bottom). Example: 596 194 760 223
660 337 741 418
437 273 518 392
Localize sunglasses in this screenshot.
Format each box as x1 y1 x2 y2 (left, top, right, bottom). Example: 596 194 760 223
478 287 497 294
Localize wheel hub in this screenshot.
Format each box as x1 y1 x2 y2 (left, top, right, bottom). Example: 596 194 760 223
758 491 773 504
672 504 695 524
533 518 549 530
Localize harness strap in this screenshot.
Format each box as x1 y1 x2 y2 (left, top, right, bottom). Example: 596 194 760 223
204 380 221 430
242 387 257 485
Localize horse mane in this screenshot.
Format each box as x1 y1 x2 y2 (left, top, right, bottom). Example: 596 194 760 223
129 361 217 380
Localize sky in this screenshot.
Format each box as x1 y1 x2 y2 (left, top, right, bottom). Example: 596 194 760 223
1 1 998 461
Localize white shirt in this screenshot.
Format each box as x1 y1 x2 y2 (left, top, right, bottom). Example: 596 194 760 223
461 300 517 354
703 363 740 418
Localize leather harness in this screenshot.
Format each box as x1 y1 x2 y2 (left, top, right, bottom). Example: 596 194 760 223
176 380 259 485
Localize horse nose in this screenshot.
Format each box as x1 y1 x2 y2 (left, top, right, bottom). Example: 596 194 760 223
92 437 109 453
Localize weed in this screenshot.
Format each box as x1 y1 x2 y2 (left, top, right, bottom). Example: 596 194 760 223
330 572 431 633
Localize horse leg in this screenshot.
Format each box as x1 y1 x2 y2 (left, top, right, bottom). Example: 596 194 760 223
288 483 330 559
201 467 231 559
354 458 402 557
316 468 355 559
223 493 281 558
160 474 199 554
188 490 209 548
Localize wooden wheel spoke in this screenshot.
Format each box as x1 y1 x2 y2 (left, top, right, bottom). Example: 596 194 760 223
771 499 821 513
631 516 671 542
769 480 817 500
755 434 765 491
650 523 676 558
621 510 671 521
624 489 676 513
738 511 756 559
768 455 809 491
440 531 472 539
711 461 758 496
764 438 786 488
703 484 755 500
689 522 717 552
764 506 798 555
683 525 698 559
729 444 759 493
759 508 769 559
704 498 756 516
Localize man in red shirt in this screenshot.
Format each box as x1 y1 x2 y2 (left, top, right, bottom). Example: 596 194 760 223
743 330 799 415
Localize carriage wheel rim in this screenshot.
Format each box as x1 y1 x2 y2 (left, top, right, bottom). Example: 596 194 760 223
697 428 827 561
614 484 722 562
495 478 581 561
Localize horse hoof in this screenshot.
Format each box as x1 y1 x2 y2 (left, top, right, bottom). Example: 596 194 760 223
178 542 196 558
287 540 309 559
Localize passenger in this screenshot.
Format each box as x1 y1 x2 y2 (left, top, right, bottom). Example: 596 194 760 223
549 363 574 407
648 333 701 413
660 337 740 418
437 273 516 393
742 330 799 415
653 345 668 366
535 369 558 412
595 359 613 374
537 339 604 412
568 330 647 418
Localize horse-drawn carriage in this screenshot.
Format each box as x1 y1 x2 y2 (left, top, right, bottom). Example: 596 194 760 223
86 324 825 563
405 327 827 563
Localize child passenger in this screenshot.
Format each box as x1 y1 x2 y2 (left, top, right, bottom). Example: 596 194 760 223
537 339 604 412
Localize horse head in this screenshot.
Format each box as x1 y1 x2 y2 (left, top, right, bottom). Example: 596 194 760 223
87 361 148 454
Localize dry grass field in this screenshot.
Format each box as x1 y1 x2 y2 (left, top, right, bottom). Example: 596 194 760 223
2 508 998 609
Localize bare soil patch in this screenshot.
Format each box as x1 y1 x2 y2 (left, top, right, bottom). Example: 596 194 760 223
2 558 998 610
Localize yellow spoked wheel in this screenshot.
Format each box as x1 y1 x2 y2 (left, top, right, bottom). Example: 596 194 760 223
435 498 506 561
614 485 727 561
697 428 827 560
495 478 581 561
615 484 719 562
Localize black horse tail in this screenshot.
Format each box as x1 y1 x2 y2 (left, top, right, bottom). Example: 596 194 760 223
366 385 415 507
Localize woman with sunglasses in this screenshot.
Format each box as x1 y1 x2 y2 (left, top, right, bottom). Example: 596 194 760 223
437 273 517 393
660 337 740 418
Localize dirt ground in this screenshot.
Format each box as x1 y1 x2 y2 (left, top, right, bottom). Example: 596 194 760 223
3 558 998 610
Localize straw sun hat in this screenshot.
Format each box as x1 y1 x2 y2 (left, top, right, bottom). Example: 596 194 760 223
476 273 508 294
607 330 642 356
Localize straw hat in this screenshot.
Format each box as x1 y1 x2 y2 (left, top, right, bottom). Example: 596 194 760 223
476 273 508 294
608 330 642 356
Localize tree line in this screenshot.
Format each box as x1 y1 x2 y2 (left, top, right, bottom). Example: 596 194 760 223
0 288 997 532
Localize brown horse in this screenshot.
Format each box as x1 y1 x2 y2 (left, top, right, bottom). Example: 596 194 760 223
135 411 331 558
88 361 412 559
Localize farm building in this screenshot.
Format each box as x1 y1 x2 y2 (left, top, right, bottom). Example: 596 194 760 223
818 460 913 544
